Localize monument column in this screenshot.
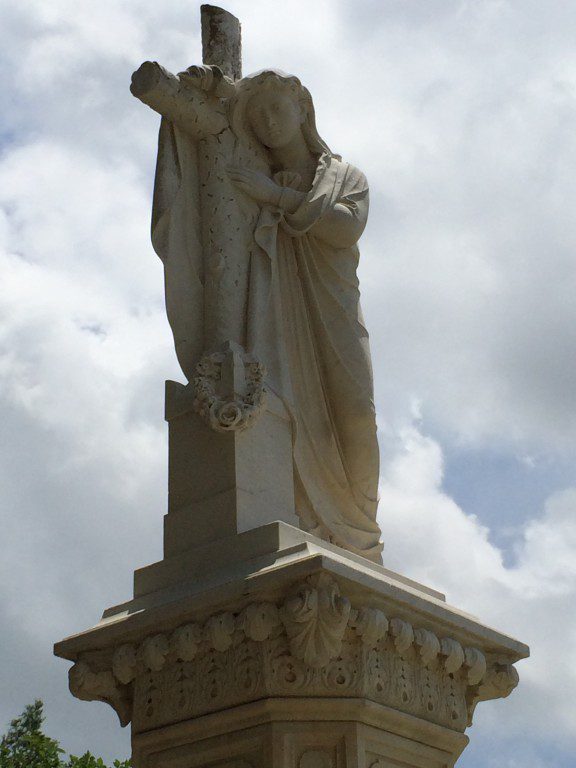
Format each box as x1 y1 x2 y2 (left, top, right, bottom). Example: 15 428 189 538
55 6 528 767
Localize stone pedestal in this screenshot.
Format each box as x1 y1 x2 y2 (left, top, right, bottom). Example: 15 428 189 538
163 379 299 553
131 699 469 768
55 518 528 768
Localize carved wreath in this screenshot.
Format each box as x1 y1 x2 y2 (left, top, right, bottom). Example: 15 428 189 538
193 349 266 433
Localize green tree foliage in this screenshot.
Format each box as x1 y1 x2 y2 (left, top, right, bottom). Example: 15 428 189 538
0 701 130 768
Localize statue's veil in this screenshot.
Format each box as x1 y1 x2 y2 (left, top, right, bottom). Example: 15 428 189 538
229 69 338 170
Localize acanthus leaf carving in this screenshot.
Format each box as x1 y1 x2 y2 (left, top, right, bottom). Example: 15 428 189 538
112 644 137 685
413 628 441 666
280 574 350 667
351 607 388 647
140 634 169 672
239 602 280 642
390 618 414 654
67 581 521 733
440 638 465 674
205 611 236 651
464 647 487 686
172 622 202 661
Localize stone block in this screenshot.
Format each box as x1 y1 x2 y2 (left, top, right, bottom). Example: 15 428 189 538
164 380 298 553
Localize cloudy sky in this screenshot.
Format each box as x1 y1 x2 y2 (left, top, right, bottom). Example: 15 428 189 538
1 0 575 765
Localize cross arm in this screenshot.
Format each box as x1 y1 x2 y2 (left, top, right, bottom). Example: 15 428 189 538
130 61 228 139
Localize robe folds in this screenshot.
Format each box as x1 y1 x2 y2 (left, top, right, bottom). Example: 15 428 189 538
152 119 382 563
253 155 382 563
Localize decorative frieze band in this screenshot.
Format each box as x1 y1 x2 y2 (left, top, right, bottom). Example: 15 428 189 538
69 573 519 732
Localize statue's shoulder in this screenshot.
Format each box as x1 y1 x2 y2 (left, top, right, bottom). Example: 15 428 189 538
330 156 368 191
327 156 368 194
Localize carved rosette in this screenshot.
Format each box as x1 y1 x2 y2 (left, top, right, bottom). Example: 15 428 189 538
68 575 521 734
193 343 266 433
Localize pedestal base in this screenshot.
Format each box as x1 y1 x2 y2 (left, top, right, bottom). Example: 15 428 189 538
132 698 468 768
55 523 528 767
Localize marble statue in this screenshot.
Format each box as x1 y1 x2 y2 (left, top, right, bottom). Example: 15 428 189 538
132 55 382 562
56 12 528 765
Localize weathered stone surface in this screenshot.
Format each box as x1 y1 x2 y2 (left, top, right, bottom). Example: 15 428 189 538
55 526 527 742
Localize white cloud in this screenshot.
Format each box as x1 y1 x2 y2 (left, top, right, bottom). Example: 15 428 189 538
379 425 576 758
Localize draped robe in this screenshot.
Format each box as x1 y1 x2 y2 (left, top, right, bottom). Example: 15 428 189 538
152 120 383 563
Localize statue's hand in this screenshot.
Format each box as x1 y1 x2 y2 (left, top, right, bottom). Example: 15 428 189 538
178 65 235 97
178 65 214 90
228 168 283 206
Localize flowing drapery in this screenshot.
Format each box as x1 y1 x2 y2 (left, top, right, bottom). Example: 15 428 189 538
253 155 382 562
152 122 382 562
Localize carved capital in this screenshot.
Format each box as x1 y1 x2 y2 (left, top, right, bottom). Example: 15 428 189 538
66 579 521 735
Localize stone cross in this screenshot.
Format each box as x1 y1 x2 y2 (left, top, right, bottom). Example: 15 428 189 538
131 6 301 548
131 6 249 364
200 4 242 79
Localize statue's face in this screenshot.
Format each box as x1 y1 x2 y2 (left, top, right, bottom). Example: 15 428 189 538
247 89 303 149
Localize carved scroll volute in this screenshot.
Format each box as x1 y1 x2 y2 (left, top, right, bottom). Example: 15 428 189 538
69 661 132 727
466 661 519 725
280 574 351 667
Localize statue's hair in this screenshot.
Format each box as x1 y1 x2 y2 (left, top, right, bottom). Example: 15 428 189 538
229 69 336 171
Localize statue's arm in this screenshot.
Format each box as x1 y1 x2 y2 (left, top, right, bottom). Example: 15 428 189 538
227 164 369 249
130 62 228 139
277 162 369 248
280 188 368 248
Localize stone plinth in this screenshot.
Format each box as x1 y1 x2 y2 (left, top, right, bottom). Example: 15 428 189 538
54 523 528 767
164 378 299 553
131 699 468 768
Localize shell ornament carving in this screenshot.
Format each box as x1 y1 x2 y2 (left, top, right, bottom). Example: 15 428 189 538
280 574 351 667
